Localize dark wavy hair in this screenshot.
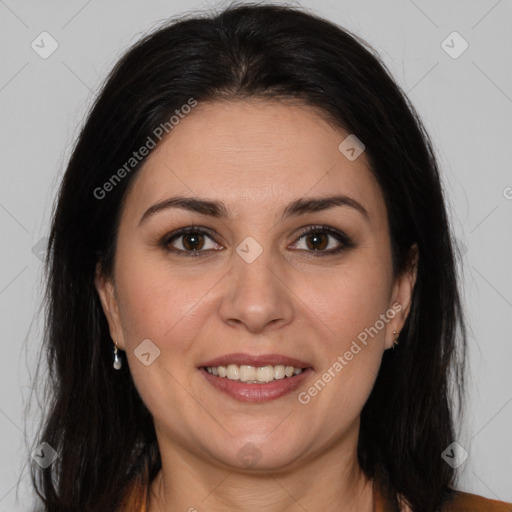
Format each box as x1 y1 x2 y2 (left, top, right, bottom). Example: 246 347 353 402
30 3 467 511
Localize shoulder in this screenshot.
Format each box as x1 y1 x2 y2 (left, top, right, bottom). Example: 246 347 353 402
117 477 147 512
374 478 511 512
441 490 512 511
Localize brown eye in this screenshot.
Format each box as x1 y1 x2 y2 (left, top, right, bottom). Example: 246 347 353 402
305 232 328 251
181 232 205 251
162 227 223 256
290 225 354 256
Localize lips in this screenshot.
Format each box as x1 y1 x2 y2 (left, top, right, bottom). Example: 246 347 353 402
198 352 313 402
199 352 312 369
200 366 313 402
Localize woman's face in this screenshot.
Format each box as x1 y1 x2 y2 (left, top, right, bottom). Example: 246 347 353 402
96 99 416 472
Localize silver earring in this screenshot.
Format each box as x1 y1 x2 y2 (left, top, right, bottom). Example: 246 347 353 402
113 341 122 370
392 331 399 349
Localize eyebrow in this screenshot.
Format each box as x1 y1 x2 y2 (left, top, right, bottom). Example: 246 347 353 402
138 194 370 226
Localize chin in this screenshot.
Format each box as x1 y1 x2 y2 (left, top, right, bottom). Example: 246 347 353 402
204 432 307 472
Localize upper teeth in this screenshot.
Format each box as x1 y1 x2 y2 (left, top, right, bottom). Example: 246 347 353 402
205 364 304 382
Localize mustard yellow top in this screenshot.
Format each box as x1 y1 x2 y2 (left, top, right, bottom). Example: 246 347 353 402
117 475 512 511
372 477 512 512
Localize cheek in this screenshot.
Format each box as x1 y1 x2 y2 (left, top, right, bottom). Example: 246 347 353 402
113 254 214 420
298 254 392 415
300 261 392 347
297 277 389 436
294 258 391 414
114 251 218 347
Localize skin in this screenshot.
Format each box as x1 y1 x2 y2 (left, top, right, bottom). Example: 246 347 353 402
96 99 417 512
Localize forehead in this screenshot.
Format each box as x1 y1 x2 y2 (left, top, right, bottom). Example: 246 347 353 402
121 99 386 224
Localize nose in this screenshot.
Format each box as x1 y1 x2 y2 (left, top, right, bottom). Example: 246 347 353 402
218 244 295 334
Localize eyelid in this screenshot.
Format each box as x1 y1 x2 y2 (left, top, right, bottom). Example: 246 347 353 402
161 226 222 256
290 225 354 254
160 224 354 257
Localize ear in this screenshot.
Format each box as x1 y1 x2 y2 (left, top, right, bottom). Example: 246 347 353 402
385 243 419 350
94 262 126 350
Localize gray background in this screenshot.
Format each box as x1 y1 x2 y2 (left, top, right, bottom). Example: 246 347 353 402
0 0 511 509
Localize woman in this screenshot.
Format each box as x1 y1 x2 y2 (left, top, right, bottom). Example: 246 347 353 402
31 4 511 512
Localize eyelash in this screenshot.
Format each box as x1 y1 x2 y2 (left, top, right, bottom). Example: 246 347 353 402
159 225 355 258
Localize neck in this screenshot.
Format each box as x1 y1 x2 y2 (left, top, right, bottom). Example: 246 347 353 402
148 425 374 512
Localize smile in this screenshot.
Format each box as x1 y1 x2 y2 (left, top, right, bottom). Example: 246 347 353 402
204 364 303 383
